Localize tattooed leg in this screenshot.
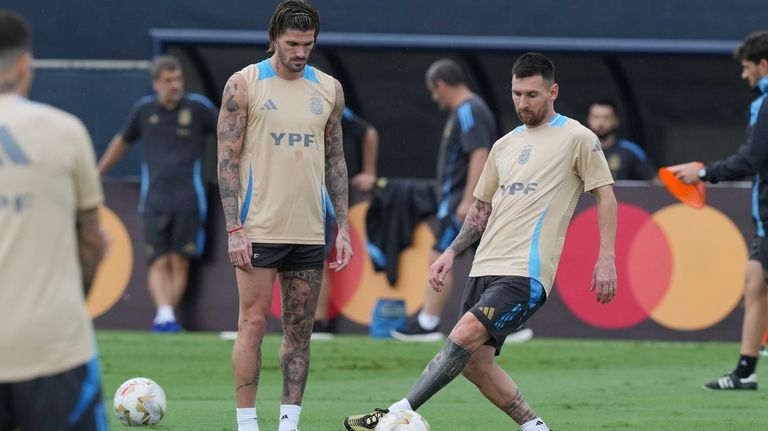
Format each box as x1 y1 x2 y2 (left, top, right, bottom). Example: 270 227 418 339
462 345 537 425
279 268 323 405
232 267 277 407
405 338 472 410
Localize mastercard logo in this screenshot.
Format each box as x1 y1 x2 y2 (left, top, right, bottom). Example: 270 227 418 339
556 202 747 331
87 205 134 318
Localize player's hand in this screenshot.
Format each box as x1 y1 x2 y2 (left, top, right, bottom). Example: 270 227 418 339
228 230 252 271
591 255 617 304
429 250 455 292
667 162 702 185
330 228 353 272
351 172 376 193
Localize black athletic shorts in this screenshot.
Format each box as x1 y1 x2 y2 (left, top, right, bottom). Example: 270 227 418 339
0 358 107 431
142 210 204 263
250 243 325 272
461 275 547 355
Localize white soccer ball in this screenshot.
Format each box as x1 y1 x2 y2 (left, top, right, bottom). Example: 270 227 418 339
375 410 431 431
113 377 167 426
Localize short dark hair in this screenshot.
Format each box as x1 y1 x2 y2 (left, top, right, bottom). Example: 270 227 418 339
734 31 768 64
589 99 619 115
0 10 31 62
512 52 555 83
151 55 181 80
268 0 320 52
425 59 466 86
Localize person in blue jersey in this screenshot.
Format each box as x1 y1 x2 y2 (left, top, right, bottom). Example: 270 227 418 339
671 31 768 391
98 55 218 332
392 58 499 341
587 99 657 181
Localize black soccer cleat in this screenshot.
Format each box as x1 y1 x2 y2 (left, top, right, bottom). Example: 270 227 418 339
703 372 757 390
343 408 389 431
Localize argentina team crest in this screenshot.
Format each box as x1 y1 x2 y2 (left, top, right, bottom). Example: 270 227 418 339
517 144 533 165
310 92 323 115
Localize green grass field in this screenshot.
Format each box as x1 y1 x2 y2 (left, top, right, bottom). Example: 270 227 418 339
98 331 768 430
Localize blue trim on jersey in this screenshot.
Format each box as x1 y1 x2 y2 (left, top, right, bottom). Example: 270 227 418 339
256 59 276 80
0 127 29 166
511 125 526 136
240 164 253 225
754 174 765 237
68 355 103 427
303 65 320 84
618 139 648 161
193 159 207 253
367 240 387 268
136 94 156 106
457 103 475 133
324 190 336 256
343 107 355 120
758 75 768 95
93 402 107 431
750 94 767 127
528 208 548 307
187 93 216 109
139 162 149 214
548 113 567 127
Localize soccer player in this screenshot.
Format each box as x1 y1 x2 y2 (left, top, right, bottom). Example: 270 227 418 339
669 31 768 391
344 53 617 431
392 59 498 342
0 9 108 429
216 1 352 430
98 55 218 332
586 99 657 181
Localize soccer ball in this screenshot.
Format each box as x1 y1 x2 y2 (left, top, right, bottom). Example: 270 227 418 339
375 410 431 431
113 377 167 426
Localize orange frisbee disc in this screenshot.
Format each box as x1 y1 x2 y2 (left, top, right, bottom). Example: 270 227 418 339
658 164 706 209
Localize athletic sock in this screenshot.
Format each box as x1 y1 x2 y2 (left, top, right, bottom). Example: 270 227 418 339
278 404 301 431
387 398 412 412
236 407 259 431
734 355 758 378
417 312 440 331
521 417 549 431
154 305 175 324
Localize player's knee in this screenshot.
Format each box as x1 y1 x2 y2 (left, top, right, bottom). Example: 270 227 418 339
449 313 488 348
238 314 268 343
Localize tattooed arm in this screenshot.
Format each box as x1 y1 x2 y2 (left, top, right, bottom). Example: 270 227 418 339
217 73 252 270
325 79 352 271
429 198 492 291
76 207 106 295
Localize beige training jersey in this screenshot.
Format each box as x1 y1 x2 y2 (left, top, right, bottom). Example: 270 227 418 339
236 59 336 244
469 113 614 295
0 94 103 382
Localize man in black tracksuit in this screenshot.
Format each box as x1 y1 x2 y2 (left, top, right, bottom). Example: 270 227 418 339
671 30 768 390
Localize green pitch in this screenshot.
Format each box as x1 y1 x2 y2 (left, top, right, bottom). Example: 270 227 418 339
98 331 768 430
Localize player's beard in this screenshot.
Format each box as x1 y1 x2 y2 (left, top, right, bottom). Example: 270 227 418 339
277 49 307 73
516 106 548 127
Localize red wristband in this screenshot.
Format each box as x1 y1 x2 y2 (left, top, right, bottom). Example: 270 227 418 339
227 225 243 234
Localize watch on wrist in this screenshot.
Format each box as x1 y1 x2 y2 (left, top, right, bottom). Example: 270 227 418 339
697 166 707 179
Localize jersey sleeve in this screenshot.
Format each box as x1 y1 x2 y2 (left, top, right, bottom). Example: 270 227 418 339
458 102 494 154
706 100 768 183
120 99 145 145
70 119 104 210
473 144 499 202
575 130 615 191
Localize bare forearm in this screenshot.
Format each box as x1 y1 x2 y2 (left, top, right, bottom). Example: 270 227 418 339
595 188 617 259
97 135 129 175
362 127 378 175
76 208 105 295
448 199 491 255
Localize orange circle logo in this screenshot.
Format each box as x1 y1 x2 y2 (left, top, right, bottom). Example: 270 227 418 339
87 205 133 318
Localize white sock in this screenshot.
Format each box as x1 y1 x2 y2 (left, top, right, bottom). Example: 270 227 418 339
417 312 440 331
278 404 301 431
236 407 259 431
521 417 549 431
387 398 412 412
154 305 175 324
